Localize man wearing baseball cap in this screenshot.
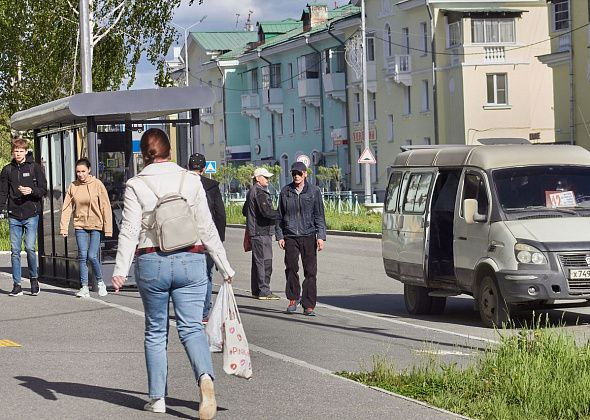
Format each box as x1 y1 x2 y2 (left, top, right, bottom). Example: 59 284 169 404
276 161 326 316
188 153 226 322
243 166 280 299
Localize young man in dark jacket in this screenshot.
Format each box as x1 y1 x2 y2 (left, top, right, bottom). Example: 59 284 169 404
244 167 280 299
0 138 48 297
188 153 226 321
276 161 326 316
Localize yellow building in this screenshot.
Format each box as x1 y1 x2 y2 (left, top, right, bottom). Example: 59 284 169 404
353 0 554 198
538 0 590 147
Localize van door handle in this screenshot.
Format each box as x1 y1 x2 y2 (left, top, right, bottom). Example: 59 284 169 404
458 236 467 241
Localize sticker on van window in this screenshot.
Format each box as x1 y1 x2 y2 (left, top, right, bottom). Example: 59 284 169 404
545 191 576 208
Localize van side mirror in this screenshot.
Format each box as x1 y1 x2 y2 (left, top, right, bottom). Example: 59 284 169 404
464 199 487 224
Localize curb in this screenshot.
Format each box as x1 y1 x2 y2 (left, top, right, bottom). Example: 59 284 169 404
226 224 381 239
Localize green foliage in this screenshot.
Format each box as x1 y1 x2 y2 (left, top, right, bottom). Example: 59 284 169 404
341 324 590 420
316 165 343 192
235 163 255 191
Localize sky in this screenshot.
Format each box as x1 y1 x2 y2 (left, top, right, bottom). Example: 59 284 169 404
132 0 348 89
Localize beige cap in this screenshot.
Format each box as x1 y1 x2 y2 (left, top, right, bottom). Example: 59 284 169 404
253 167 273 178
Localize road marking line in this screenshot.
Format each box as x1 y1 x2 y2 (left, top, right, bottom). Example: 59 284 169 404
0 339 22 347
414 349 473 357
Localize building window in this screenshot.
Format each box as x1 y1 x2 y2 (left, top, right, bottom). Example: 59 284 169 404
404 86 411 115
250 69 258 93
472 18 515 44
384 24 392 57
274 113 283 136
209 124 214 145
255 118 260 139
402 27 410 54
369 92 377 121
302 106 308 131
421 80 429 111
423 137 431 145
314 107 321 130
270 64 281 88
289 108 295 133
288 63 294 89
420 22 428 54
354 92 361 122
387 114 394 142
298 53 320 79
367 32 375 62
486 73 508 105
553 0 570 31
446 18 462 48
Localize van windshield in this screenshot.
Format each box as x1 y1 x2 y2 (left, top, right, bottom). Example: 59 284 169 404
493 166 590 213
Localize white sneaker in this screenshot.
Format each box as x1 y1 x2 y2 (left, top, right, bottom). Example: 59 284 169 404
144 397 166 413
199 375 217 420
97 281 108 297
75 286 90 298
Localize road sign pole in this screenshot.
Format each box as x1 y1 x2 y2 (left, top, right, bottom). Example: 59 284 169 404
361 0 372 205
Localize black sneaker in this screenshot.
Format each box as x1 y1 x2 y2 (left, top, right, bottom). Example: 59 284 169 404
8 284 23 297
30 278 40 296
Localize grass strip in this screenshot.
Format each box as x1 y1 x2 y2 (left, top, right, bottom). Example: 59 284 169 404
340 326 590 420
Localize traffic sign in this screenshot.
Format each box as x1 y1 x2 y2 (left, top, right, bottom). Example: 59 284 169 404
358 147 376 164
204 161 217 173
296 154 311 167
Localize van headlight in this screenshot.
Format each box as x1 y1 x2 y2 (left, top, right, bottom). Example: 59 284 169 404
515 243 547 264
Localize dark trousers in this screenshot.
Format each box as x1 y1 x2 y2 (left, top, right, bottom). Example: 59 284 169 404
284 235 317 309
251 235 273 297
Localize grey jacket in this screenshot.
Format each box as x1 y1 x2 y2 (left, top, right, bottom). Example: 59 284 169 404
275 181 327 240
244 183 279 237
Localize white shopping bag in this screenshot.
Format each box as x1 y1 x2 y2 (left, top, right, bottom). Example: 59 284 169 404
222 284 253 379
205 282 230 353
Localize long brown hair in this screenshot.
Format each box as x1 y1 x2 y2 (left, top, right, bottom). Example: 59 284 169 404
140 128 171 165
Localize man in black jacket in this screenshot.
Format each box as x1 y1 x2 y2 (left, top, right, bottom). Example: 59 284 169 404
0 138 48 297
276 161 326 316
188 153 226 321
244 167 280 299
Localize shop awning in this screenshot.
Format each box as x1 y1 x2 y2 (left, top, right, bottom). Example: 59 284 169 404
10 86 215 131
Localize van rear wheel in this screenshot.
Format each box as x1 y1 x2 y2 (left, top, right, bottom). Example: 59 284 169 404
404 284 432 315
478 275 510 328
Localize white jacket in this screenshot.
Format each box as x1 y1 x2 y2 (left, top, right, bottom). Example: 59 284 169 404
113 161 235 280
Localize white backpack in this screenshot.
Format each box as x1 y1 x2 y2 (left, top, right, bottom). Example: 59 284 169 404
139 171 200 252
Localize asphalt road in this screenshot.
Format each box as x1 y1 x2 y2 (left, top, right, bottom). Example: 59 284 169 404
2 227 590 419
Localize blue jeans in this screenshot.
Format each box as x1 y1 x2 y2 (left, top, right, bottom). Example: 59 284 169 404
202 254 215 320
75 229 103 286
135 251 214 399
9 215 39 285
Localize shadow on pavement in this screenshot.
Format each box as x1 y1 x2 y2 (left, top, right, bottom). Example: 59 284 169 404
14 376 225 418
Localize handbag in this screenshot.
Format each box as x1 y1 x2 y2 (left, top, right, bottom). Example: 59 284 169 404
243 229 252 252
222 283 253 379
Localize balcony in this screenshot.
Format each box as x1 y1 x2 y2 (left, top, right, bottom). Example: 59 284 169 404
484 46 505 63
240 93 260 118
262 88 283 114
384 55 412 86
322 72 345 103
348 61 377 92
298 78 320 107
201 107 214 125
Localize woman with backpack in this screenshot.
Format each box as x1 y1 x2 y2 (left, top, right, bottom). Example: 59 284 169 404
59 158 112 298
111 128 234 419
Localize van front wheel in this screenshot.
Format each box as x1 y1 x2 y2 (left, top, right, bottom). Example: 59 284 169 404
478 275 510 328
404 284 432 315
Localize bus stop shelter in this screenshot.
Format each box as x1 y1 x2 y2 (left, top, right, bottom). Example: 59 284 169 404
10 86 215 288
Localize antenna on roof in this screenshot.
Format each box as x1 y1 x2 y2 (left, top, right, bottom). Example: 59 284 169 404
235 13 240 29
245 10 254 32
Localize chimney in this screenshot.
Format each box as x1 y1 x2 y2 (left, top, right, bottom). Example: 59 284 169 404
303 3 328 31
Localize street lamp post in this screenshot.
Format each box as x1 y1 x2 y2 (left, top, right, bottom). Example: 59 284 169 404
360 0 372 204
171 16 207 87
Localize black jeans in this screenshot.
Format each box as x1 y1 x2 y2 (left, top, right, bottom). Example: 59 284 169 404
284 235 317 309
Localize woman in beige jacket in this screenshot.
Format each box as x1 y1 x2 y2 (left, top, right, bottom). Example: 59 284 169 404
60 158 112 298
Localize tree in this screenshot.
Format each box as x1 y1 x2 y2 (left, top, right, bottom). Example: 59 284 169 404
211 163 236 194
316 165 343 193
0 0 200 153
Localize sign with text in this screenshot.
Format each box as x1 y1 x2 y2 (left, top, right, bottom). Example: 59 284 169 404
352 128 377 144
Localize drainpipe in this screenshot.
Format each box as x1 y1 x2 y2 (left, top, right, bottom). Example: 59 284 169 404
568 6 575 145
215 61 229 164
426 1 439 144
305 34 327 158
258 51 276 161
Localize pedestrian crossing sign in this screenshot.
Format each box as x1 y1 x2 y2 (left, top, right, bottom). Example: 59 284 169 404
204 161 217 174
358 147 376 164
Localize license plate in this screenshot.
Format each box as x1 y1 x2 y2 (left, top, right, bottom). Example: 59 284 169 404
569 269 590 279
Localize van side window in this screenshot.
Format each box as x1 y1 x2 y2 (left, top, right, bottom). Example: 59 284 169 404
463 173 489 215
385 172 403 212
403 173 432 213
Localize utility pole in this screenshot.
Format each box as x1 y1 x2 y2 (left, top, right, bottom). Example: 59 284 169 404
79 0 92 93
360 0 371 204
